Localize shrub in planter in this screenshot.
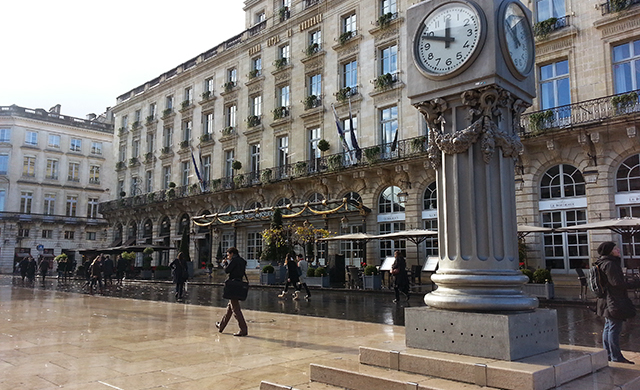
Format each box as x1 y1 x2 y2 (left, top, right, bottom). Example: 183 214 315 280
521 268 534 283
533 268 552 284
314 267 327 277
262 265 275 274
364 265 379 276
307 268 316 277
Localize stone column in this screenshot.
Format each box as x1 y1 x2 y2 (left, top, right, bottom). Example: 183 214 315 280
415 86 537 312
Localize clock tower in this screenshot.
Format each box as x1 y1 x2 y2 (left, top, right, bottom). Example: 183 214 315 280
404 0 559 360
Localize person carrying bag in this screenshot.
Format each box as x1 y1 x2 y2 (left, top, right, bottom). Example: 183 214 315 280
216 247 249 337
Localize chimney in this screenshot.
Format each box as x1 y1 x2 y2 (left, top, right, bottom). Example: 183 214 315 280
86 113 97 121
49 104 61 114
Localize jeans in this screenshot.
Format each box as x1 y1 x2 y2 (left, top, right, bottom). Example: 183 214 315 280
603 317 625 361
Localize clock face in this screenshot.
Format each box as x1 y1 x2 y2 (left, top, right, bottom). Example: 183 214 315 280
413 1 485 79
500 1 534 78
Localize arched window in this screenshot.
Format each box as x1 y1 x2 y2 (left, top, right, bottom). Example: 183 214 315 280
540 164 585 199
275 197 292 214
247 201 262 209
422 182 438 257
616 154 640 257
143 219 153 244
127 221 137 243
378 186 406 260
113 224 123 246
178 214 190 235
197 210 211 234
341 192 364 266
378 186 404 214
539 164 588 271
308 192 325 203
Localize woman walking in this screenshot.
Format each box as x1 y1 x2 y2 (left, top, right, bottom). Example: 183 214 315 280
392 250 410 303
278 253 301 300
216 247 248 336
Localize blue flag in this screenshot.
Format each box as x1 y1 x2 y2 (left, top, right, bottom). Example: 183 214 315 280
348 98 361 160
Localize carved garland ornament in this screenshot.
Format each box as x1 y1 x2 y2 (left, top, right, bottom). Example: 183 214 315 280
414 86 527 169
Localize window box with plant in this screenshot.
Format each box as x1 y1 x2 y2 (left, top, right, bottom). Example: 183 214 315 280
377 12 396 29
374 73 395 90
410 136 427 154
528 110 554 132
129 157 139 166
180 140 190 149
200 133 212 143
533 18 558 39
201 91 212 101
306 267 330 287
131 121 140 130
161 146 172 155
336 86 354 103
145 152 154 163
223 81 236 93
146 115 155 125
304 94 320 110
233 173 245 187
261 168 272 183
162 108 173 118
116 161 126 170
260 264 276 285
222 127 235 136
118 127 127 136
306 43 320 57
521 268 554 299
294 161 308 176
363 265 382 290
249 69 260 79
272 106 289 120
327 154 343 171
279 6 290 22
611 91 639 114
246 115 261 128
181 100 191 110
339 30 354 45
364 146 381 164
274 57 288 70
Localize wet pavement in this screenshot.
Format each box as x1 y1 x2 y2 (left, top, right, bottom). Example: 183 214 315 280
3 275 640 353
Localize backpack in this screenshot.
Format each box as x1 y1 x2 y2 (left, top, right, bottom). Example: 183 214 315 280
588 263 607 298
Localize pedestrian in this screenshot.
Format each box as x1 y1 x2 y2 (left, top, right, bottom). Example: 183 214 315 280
18 257 29 282
115 255 127 285
296 254 311 300
102 255 114 286
170 252 189 300
594 241 637 364
89 255 104 294
38 256 50 286
278 253 301 300
391 250 410 303
216 247 248 336
26 256 37 284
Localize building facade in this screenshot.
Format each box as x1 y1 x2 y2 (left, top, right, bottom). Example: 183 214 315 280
0 105 114 273
99 0 640 275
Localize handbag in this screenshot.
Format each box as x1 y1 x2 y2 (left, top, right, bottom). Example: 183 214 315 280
223 273 249 301
391 268 400 275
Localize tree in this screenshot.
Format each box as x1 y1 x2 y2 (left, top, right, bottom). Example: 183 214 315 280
260 209 293 264
291 221 333 259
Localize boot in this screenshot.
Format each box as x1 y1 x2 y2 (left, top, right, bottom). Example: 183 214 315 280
293 291 299 300
278 291 287 298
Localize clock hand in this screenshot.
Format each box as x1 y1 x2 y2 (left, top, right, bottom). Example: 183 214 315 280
504 19 521 48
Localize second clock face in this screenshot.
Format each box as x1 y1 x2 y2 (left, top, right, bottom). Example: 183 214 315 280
414 1 484 78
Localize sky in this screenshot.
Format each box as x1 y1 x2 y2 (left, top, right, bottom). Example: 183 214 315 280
0 1 246 119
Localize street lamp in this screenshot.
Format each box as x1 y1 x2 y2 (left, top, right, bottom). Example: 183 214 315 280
340 216 349 233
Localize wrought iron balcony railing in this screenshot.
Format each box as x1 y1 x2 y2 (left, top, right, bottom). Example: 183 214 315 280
600 0 640 14
519 89 640 137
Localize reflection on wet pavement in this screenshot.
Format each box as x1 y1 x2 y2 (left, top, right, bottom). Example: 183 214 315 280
3 275 640 352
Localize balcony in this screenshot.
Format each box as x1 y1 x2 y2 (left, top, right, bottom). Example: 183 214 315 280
600 0 640 14
520 89 640 137
248 20 266 37
279 7 290 22
304 0 321 9
272 106 290 121
336 86 358 103
376 12 399 29
304 95 322 110
534 16 570 39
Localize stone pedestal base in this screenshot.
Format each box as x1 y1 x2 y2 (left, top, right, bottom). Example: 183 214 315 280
405 307 559 361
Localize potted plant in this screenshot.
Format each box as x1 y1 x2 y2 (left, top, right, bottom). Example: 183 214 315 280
363 265 382 290
260 264 276 285
272 106 288 120
611 91 639 115
304 94 319 110
200 133 211 143
232 160 242 172
306 43 319 56
201 90 212 100
246 115 261 127
410 136 427 153
223 81 235 92
339 30 354 45
374 73 395 90
233 173 244 187
261 168 272 184
122 251 141 278
327 154 343 171
294 161 308 176
377 12 394 29
533 17 557 39
306 266 329 287
528 110 554 133
274 57 288 70
364 146 381 165
162 108 173 118
249 69 260 79
522 268 554 299
166 182 176 198
336 87 352 103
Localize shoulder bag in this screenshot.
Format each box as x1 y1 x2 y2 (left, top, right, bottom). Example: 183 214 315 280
223 272 250 301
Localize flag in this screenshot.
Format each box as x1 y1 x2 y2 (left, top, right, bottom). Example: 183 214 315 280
390 128 399 152
191 148 204 191
348 98 361 160
331 104 351 153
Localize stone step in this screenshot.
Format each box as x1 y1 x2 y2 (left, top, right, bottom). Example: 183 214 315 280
260 381 344 390
359 345 610 390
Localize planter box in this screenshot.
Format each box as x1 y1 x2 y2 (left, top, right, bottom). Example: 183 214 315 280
306 275 330 288
523 283 554 299
363 275 382 290
141 270 153 280
260 272 276 285
154 270 171 280
275 266 288 284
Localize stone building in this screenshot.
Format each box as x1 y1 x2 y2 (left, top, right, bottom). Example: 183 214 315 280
99 0 640 276
0 105 114 273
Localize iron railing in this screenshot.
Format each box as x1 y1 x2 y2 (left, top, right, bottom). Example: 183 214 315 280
519 89 640 137
99 135 429 213
600 0 640 14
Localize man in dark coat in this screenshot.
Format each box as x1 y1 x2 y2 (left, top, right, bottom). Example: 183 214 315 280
216 247 248 336
392 250 410 303
595 241 636 364
170 252 189 300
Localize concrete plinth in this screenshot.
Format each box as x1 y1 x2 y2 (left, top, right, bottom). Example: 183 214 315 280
405 307 559 361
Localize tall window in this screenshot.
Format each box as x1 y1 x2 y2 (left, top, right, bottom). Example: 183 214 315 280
146 170 153 192
251 95 263 117
146 133 154 153
134 109 141 124
121 115 129 129
227 68 237 84
380 45 398 75
87 197 99 218
381 0 397 14
132 139 140 158
0 154 7 175
536 0 565 21
250 144 260 176
613 39 640 94
48 134 60 148
119 145 127 162
44 193 56 215
278 85 290 108
70 138 81 152
246 232 263 261
252 57 262 77
540 164 588 270
308 127 321 171
68 162 80 182
25 131 38 146
165 95 173 111
540 60 570 122
131 176 139 196
343 12 357 33
91 141 102 155
23 156 36 177
163 166 171 189
163 126 173 148
343 116 358 151
181 161 190 186
309 30 322 51
0 128 10 142
279 44 290 64
204 77 214 94
378 186 406 260
46 159 59 180
277 136 289 168
342 60 358 90
203 112 214 134
149 102 157 119
202 155 211 181
225 150 235 178
423 182 438 257
309 74 322 97
66 195 78 217
616 154 640 257
380 106 398 147
0 190 4 211
20 191 33 213
226 105 237 128
184 86 193 105
89 165 100 184
182 120 192 142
